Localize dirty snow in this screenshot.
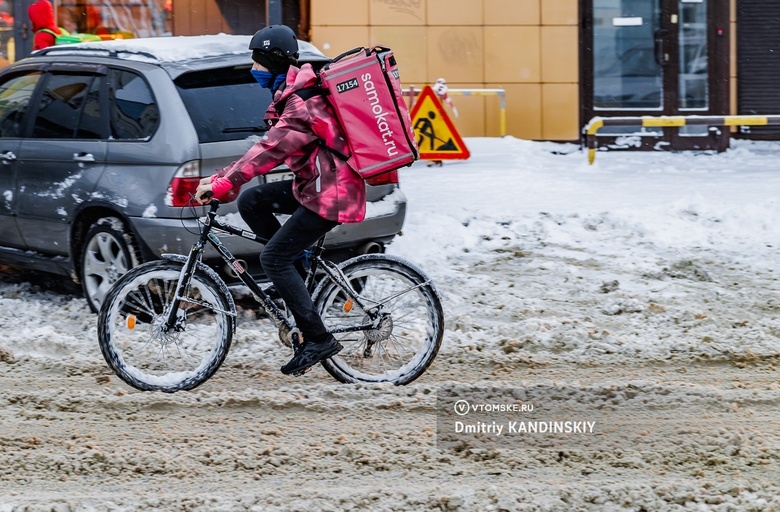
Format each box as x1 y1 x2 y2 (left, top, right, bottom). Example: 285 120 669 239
1 137 780 510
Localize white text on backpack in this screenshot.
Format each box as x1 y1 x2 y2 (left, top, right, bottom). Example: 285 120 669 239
362 73 398 158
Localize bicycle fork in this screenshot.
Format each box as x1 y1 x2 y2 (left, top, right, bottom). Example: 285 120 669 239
162 242 206 333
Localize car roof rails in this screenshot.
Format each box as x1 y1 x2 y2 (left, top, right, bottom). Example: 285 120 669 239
34 46 159 62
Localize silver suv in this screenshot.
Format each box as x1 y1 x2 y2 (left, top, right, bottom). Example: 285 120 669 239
0 36 406 312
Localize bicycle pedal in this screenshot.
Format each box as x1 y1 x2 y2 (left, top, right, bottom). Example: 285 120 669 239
291 366 314 377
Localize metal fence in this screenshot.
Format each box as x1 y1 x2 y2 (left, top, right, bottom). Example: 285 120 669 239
403 87 507 137
583 115 780 164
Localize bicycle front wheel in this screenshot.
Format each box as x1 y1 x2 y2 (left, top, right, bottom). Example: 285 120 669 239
313 254 444 385
97 260 234 393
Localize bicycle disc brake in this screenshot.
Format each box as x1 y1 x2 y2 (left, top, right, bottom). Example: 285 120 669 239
362 313 393 357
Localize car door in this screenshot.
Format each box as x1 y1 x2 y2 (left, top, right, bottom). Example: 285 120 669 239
15 65 109 256
0 70 42 250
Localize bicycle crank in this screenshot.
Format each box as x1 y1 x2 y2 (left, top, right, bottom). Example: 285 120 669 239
277 326 302 349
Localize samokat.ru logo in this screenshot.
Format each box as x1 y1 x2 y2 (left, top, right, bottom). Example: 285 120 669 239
360 72 398 157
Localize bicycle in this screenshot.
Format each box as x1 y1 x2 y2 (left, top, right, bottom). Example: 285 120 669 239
96 198 444 392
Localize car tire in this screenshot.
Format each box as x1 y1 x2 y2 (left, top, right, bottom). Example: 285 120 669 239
81 217 141 313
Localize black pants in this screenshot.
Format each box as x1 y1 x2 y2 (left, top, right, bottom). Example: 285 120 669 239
238 180 338 342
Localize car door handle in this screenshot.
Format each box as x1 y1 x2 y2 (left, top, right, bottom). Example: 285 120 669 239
0 150 16 162
73 152 95 163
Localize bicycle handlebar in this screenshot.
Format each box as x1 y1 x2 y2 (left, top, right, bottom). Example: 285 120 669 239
197 191 220 213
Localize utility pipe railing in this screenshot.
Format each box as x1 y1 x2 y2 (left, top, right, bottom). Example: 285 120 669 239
403 87 507 137
583 115 779 164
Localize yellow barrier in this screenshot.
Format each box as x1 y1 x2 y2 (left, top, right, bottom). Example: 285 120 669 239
404 87 507 137
583 114 780 164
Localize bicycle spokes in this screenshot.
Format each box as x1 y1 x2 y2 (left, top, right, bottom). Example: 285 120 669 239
98 261 233 392
314 256 443 384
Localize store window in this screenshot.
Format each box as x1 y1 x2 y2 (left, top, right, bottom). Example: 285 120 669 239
57 0 172 39
0 0 172 69
0 0 14 67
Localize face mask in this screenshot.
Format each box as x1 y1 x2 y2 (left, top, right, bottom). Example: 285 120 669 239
250 69 274 89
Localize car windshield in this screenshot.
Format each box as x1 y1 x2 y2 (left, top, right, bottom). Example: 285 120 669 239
175 66 272 143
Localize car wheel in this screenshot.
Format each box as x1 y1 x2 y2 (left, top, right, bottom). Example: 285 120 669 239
81 217 140 313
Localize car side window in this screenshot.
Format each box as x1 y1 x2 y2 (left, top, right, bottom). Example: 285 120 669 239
31 72 106 139
0 72 43 138
108 69 159 140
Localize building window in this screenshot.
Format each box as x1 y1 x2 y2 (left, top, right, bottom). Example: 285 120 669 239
57 0 172 38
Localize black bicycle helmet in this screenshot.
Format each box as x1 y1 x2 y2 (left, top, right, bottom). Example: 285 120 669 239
249 25 299 74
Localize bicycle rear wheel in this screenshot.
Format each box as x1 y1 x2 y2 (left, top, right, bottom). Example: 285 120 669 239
313 254 443 385
97 260 234 392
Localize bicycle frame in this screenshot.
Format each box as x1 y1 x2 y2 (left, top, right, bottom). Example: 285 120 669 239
160 199 382 346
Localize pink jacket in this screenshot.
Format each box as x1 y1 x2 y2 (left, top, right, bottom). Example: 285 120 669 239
211 64 366 224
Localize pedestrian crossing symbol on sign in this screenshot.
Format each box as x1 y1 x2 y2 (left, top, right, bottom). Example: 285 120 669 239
410 85 470 161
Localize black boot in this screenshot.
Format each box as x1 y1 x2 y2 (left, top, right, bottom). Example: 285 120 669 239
280 335 343 375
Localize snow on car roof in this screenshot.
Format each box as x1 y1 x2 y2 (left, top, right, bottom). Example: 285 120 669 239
33 34 330 64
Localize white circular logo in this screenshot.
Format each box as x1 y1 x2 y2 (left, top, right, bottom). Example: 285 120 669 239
454 400 470 416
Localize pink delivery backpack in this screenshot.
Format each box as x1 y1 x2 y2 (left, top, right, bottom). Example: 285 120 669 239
314 46 419 178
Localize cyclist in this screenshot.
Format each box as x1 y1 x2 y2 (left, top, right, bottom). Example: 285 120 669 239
195 25 366 376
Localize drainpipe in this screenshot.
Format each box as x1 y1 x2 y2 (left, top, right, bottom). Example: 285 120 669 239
266 0 282 25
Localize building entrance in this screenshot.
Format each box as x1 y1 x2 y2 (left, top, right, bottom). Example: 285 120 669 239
581 0 730 151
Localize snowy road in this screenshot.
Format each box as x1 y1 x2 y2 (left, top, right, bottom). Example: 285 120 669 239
1 138 780 510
